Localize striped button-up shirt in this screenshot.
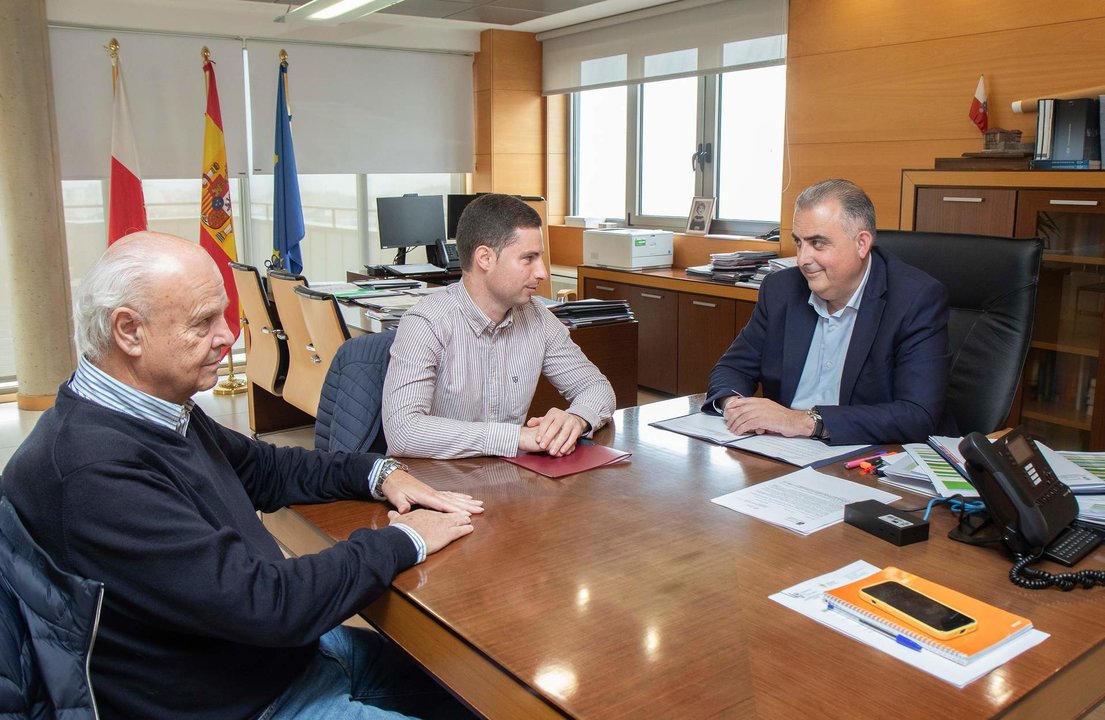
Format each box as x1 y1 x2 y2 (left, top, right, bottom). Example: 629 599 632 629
383 281 615 458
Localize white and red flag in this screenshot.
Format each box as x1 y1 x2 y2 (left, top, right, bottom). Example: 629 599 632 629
969 75 988 133
107 46 147 244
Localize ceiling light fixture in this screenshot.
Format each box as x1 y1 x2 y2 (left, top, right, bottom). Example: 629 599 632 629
276 0 406 25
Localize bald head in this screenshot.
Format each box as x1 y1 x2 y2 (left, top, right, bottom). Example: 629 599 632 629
75 232 223 362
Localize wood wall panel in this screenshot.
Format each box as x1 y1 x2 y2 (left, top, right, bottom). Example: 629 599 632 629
784 2 1105 241
491 90 543 154
474 89 492 156
788 0 1105 57
787 17 1105 146
474 31 492 91
547 153 567 221
547 93 568 155
490 30 541 92
780 139 978 249
490 153 544 196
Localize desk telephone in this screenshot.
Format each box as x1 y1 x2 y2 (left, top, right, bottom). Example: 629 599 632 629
959 429 1105 590
427 239 461 270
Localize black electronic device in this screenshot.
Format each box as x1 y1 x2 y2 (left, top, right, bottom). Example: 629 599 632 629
447 193 481 240
844 500 929 546
377 194 447 265
859 581 977 640
960 429 1105 589
426 238 461 270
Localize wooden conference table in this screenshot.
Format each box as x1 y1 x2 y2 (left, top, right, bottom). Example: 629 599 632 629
265 396 1105 719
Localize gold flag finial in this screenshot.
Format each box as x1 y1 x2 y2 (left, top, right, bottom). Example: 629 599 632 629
107 38 119 59
201 46 211 62
279 48 288 65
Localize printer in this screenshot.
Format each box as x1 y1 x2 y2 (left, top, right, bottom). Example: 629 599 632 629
582 228 674 270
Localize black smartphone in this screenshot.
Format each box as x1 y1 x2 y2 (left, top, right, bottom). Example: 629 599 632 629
859 580 977 639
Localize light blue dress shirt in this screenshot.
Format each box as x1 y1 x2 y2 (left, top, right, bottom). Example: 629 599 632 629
789 257 873 410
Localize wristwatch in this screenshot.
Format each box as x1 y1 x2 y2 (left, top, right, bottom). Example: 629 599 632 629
371 458 409 500
807 407 826 441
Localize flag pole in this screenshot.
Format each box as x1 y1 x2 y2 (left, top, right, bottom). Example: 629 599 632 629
204 43 247 397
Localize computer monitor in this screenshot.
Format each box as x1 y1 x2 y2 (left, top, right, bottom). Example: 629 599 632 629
377 194 447 264
446 193 481 240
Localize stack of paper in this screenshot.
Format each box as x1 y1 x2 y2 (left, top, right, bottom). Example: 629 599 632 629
877 453 938 497
904 441 978 498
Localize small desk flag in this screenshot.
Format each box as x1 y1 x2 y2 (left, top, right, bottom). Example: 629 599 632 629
969 75 988 133
272 57 305 275
107 43 147 244
200 53 241 343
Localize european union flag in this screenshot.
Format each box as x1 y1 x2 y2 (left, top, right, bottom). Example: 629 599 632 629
272 61 304 275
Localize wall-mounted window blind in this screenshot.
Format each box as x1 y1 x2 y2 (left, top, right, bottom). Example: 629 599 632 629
540 0 787 95
50 28 248 180
247 41 473 175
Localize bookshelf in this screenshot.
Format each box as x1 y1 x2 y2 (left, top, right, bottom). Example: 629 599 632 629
902 170 1105 450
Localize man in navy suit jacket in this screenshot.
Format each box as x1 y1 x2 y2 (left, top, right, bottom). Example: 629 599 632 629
702 179 952 445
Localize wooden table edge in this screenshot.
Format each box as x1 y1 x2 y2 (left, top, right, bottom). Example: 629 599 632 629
263 506 569 720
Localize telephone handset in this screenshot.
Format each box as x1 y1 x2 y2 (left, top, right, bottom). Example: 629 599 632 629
427 239 460 270
959 430 1078 555
959 429 1105 589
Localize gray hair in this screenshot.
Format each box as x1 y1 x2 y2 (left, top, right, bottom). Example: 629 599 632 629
455 194 542 271
74 233 171 361
794 179 876 240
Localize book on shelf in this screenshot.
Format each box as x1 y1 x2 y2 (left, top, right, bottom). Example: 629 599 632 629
823 566 1035 665
1032 98 1101 170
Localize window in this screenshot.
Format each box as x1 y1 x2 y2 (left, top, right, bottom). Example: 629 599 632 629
574 86 627 220
638 76 697 218
717 65 786 224
573 64 786 234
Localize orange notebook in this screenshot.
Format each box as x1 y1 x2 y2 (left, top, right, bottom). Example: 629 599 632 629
823 566 1033 665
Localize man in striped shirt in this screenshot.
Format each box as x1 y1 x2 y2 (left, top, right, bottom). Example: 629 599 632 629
383 194 615 459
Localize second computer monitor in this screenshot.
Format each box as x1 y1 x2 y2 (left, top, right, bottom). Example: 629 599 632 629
447 193 481 240
377 194 447 254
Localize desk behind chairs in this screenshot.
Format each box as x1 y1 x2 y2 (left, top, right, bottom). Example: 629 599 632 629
877 230 1043 434
268 271 328 418
229 262 288 397
0 496 102 719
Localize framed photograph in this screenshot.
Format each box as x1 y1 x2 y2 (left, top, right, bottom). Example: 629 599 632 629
685 197 715 235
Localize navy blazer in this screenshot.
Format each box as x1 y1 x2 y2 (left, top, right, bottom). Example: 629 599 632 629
702 246 952 445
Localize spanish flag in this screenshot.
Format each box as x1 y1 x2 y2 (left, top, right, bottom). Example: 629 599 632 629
200 51 241 342
107 43 147 244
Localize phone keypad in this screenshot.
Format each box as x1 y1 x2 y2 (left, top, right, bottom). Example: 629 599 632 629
1044 525 1104 567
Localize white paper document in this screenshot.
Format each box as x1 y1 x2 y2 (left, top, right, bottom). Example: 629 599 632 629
652 412 870 467
770 561 1049 688
711 467 900 535
729 434 871 467
649 412 748 444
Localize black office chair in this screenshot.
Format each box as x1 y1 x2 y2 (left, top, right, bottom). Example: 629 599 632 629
877 230 1043 435
314 331 396 454
0 495 102 719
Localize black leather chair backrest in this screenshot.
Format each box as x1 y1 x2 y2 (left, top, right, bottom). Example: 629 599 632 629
877 230 1042 435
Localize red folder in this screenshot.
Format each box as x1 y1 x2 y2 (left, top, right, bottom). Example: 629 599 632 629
503 442 631 478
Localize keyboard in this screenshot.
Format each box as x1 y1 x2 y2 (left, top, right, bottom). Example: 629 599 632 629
1043 524 1104 567
384 263 446 275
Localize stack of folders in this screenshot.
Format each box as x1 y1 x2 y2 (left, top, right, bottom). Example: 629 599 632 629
823 567 1034 666
359 295 424 333
686 250 779 285
547 299 634 328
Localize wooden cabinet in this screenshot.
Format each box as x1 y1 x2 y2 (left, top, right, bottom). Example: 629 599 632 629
903 170 1105 450
914 187 1017 236
583 272 755 396
677 293 736 395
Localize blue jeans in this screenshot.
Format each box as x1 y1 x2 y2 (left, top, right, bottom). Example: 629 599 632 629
258 626 475 720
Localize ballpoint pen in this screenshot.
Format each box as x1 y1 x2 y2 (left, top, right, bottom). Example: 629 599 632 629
826 603 923 651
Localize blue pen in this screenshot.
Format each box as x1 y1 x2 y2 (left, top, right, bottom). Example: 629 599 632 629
827 603 923 652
